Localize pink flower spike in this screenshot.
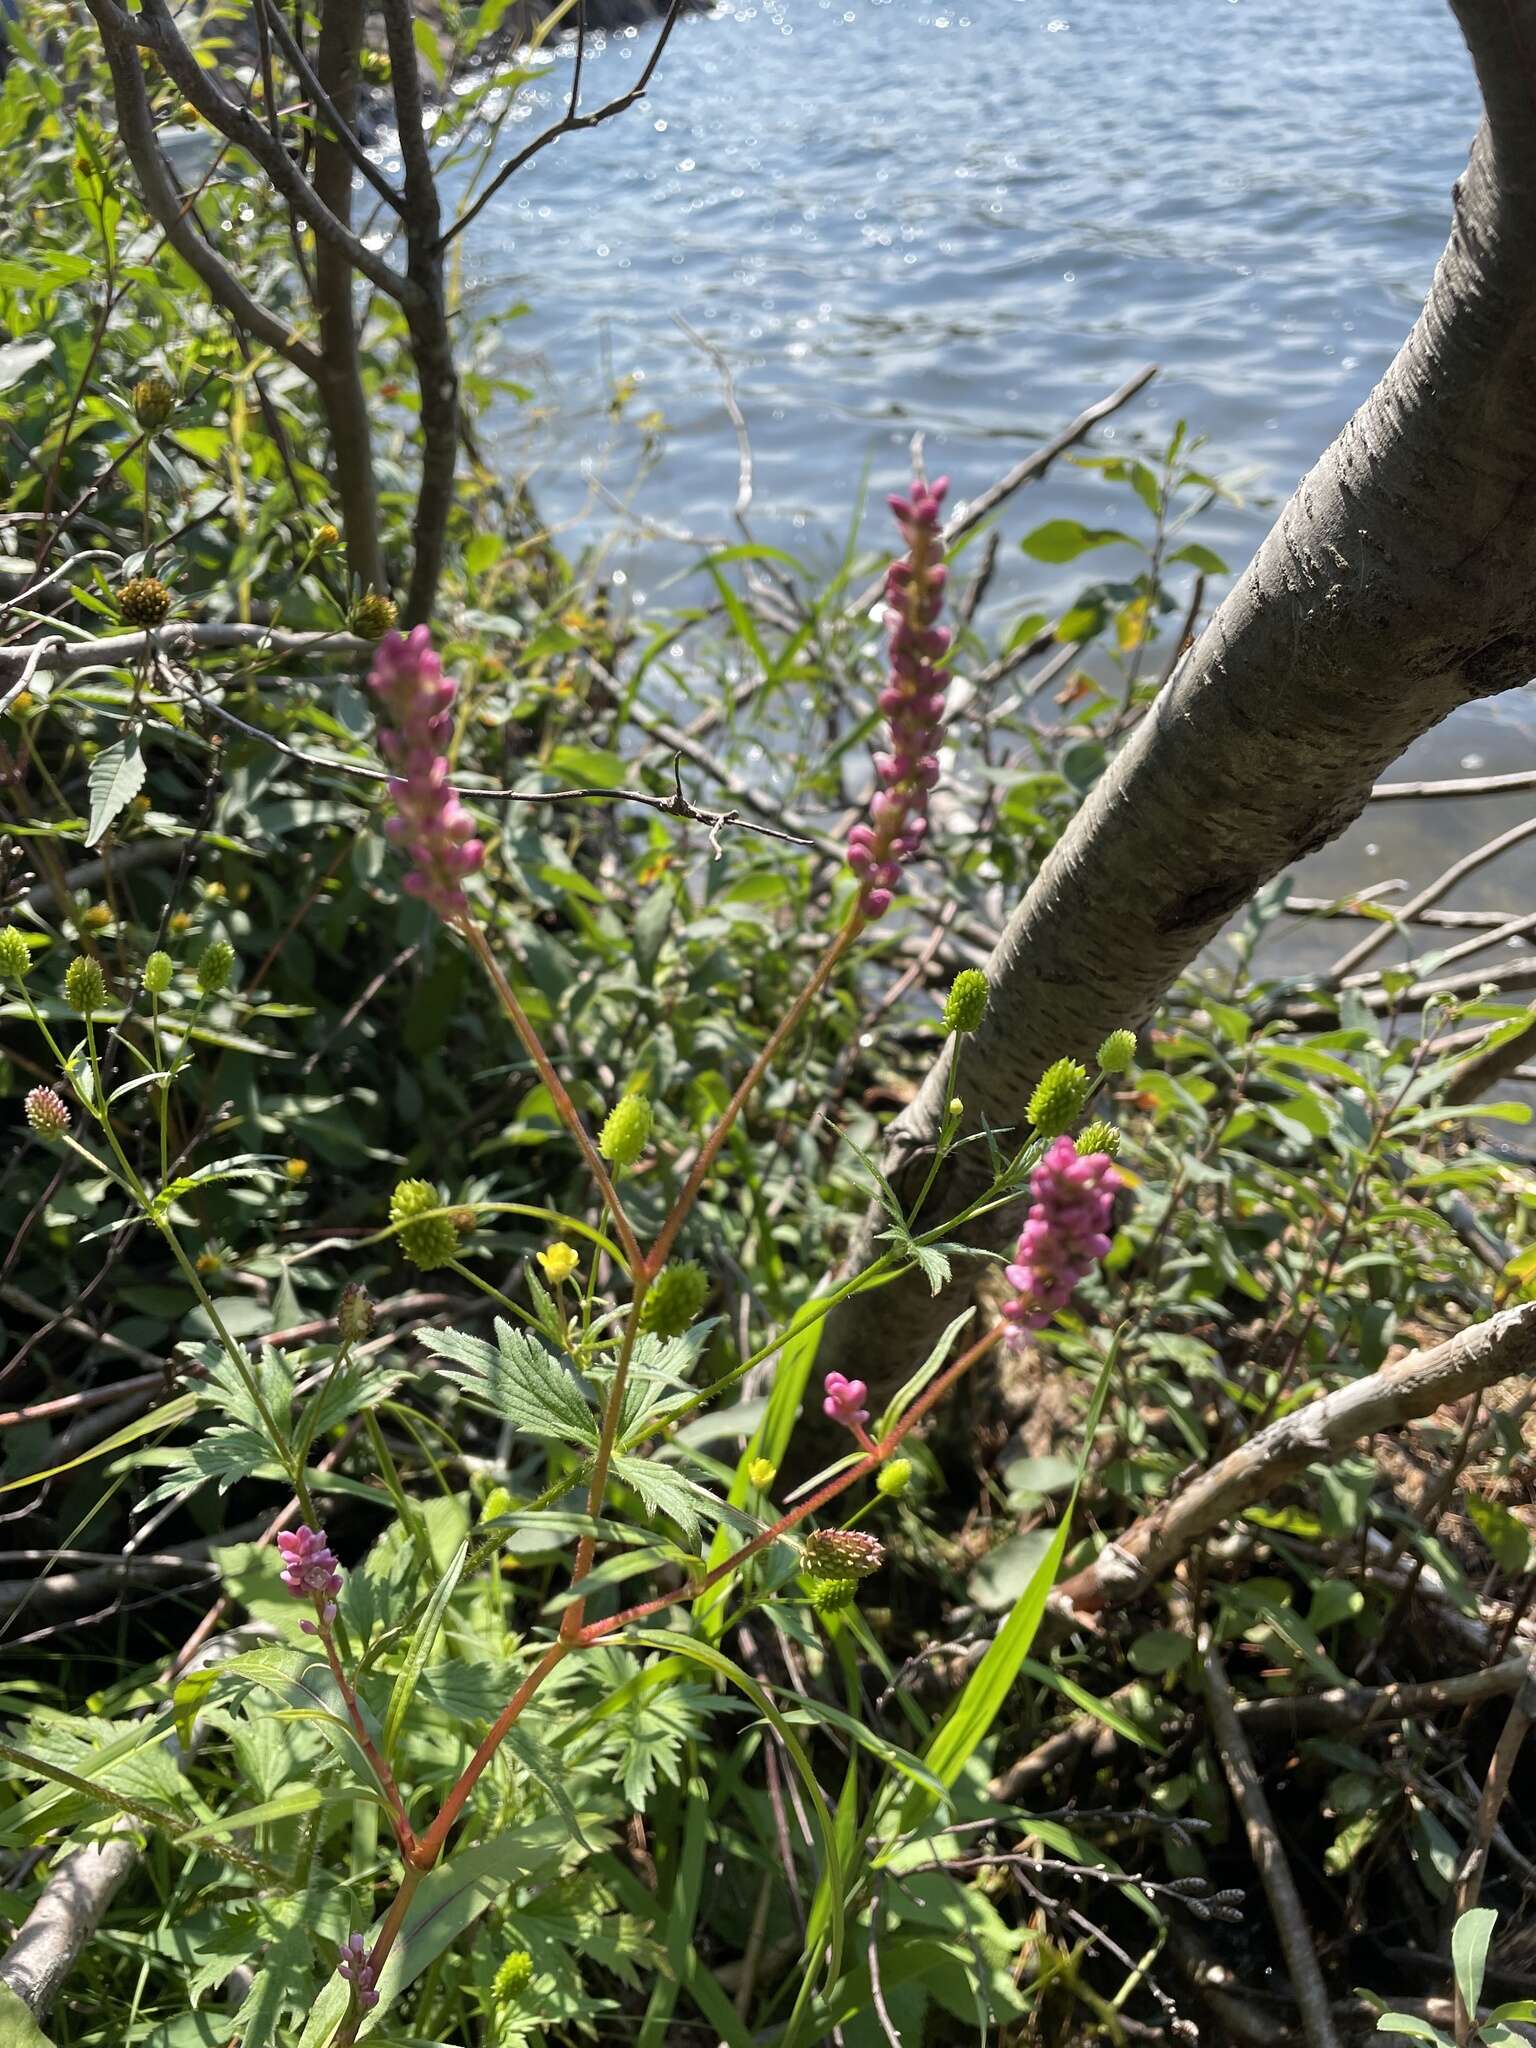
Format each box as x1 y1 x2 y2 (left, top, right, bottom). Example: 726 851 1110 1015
822 1371 871 1430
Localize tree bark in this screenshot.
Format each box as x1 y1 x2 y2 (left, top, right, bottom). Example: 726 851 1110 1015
313 0 387 594
824 0 1536 1389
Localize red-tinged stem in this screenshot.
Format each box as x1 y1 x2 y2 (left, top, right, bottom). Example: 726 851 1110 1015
318 1621 416 1856
576 1320 1010 1644
328 1863 424 2048
412 1640 571 1868
457 915 645 1277
645 915 861 1276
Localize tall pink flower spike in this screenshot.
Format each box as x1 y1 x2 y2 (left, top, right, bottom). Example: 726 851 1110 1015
846 476 951 919
367 626 485 920
1002 1136 1119 1334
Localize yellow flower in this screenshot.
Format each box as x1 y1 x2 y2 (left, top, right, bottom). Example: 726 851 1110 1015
748 1458 777 1491
537 1241 580 1286
284 1158 309 1181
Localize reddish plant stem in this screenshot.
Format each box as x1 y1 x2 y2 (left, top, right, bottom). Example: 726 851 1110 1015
330 1863 424 2048
458 915 645 1277
646 915 861 1275
411 1640 571 1868
317 1622 416 1855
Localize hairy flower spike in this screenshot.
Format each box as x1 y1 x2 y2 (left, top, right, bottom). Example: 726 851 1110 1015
350 590 398 640
802 1527 886 1580
1027 1057 1090 1139
1003 1135 1120 1337
132 374 175 430
822 1371 870 1432
0 927 30 980
640 1261 710 1339
337 1931 378 2011
598 1092 651 1171
142 949 173 995
942 967 989 1035
1077 1119 1122 1159
24 1086 71 1140
118 575 171 627
846 475 951 919
277 1525 343 1631
63 955 107 1015
196 939 235 995
390 1178 461 1270
1096 1028 1137 1075
366 627 485 921
537 1241 580 1286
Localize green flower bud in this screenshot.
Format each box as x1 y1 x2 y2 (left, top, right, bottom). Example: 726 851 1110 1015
946 1096 964 1119
132 374 176 430
0 926 31 980
801 1528 885 1580
1027 1056 1089 1139
389 1178 461 1270
493 1948 535 2004
349 590 398 640
747 1457 777 1490
337 1282 374 1344
876 1457 912 1498
142 950 174 995
63 955 107 1016
1096 1028 1137 1075
117 575 172 627
479 1485 514 1524
196 938 235 994
805 1574 858 1615
640 1260 710 1339
942 968 989 1035
598 1092 651 1171
1077 1119 1122 1160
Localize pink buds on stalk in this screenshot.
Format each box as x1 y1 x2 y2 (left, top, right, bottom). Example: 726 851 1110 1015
366 626 485 921
1002 1136 1120 1335
822 1371 871 1432
846 477 951 920
276 1525 342 1631
338 1932 379 2010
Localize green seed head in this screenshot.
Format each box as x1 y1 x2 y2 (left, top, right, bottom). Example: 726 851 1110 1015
117 575 172 627
1077 1119 1122 1160
876 1457 913 1498
63 955 107 1016
390 1178 461 1270
598 1092 651 1171
942 968 989 1036
801 1528 885 1581
640 1261 710 1340
805 1574 859 1616
0 927 30 981
142 950 174 995
1027 1057 1089 1139
1096 1028 1137 1076
132 374 176 430
336 1282 374 1345
196 938 235 995
349 590 398 640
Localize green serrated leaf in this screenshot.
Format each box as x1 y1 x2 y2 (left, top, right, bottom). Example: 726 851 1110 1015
85 735 146 847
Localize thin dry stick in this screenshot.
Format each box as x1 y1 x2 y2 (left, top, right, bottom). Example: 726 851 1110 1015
1330 816 1536 980
1370 766 1536 803
1203 1639 1343 2048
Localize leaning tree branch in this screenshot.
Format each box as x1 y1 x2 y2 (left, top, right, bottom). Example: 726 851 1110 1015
1046 1302 1536 1635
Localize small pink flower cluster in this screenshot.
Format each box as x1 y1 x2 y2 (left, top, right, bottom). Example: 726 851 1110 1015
367 626 484 921
277 1524 342 1630
847 477 951 920
1003 1136 1119 1334
338 1932 379 2011
822 1370 871 1433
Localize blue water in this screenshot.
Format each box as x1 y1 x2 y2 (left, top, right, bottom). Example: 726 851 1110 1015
453 0 1536 960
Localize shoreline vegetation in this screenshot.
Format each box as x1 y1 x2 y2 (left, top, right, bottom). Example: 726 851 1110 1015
3 0 1536 2042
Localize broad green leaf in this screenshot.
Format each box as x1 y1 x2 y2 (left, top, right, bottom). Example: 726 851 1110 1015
85 734 145 846
1453 1906 1497 2024
1373 2015 1453 2043
1021 519 1136 563
0 1983 56 2048
420 1320 597 1445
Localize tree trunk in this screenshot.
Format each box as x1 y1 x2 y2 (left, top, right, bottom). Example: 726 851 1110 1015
822 0 1536 1392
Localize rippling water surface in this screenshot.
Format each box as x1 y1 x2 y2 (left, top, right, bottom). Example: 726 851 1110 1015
460 0 1536 939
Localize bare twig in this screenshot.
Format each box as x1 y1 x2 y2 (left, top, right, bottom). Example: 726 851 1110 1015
1370 766 1536 803
1329 816 1536 980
